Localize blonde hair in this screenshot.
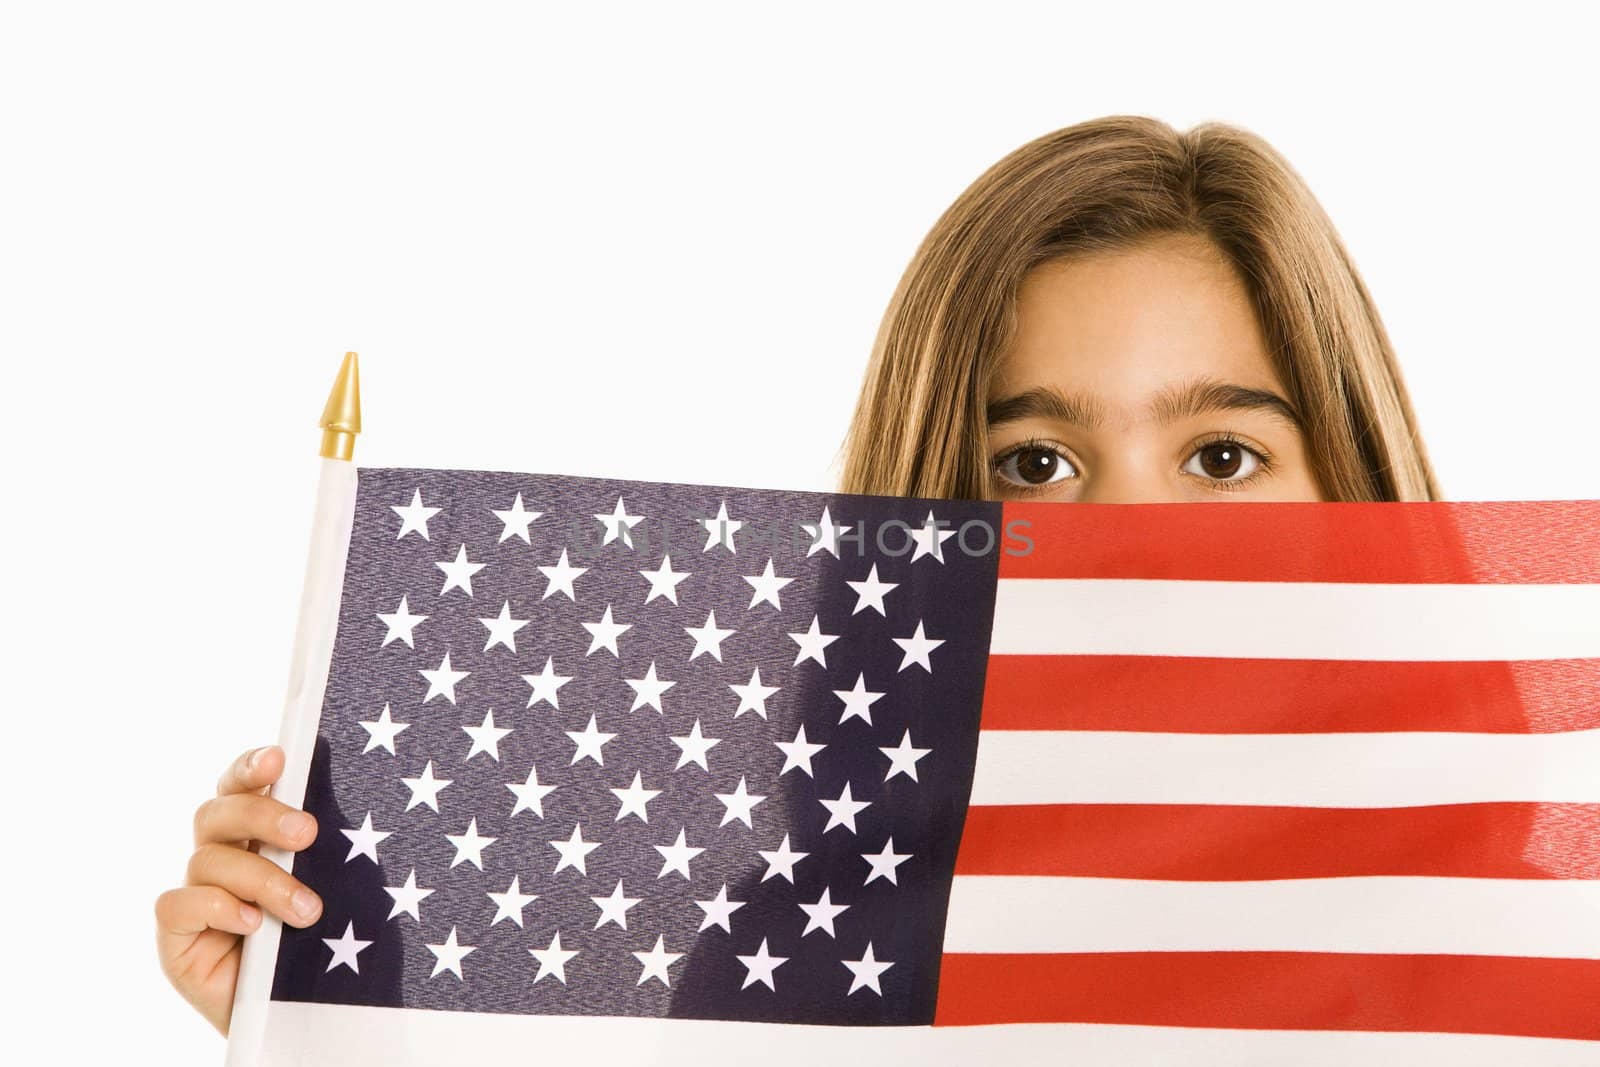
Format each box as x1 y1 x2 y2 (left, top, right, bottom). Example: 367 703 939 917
835 115 1439 502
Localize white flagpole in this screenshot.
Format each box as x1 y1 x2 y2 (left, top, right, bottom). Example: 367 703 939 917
224 353 362 1067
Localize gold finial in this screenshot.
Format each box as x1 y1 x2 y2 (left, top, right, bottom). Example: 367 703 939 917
318 351 361 460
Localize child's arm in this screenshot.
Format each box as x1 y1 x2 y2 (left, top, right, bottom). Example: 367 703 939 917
154 745 323 1035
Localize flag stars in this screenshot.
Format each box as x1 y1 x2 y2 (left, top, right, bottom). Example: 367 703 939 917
446 818 496 870
566 714 617 767
788 614 839 667
729 667 779 720
742 558 793 609
654 828 704 880
846 563 898 616
426 927 475 980
383 869 434 922
549 824 600 876
879 729 932 782
529 931 578 985
909 509 955 563
669 719 720 771
775 724 826 778
833 673 885 726
700 500 743 553
591 880 642 930
521 656 572 710
758 834 809 883
595 496 644 547
401 760 452 812
862 838 911 886
463 709 511 762
610 771 661 823
358 703 409 755
843 943 894 996
435 544 487 597
624 661 675 713
695 884 746 933
391 489 440 541
487 876 538 928
477 600 529 652
321 921 371 974
802 505 852 558
893 620 945 673
820 782 871 834
632 935 683 987
419 652 470 704
713 776 766 829
581 603 631 657
639 554 691 604
375 595 427 648
491 492 543 543
798 887 850 938
684 610 735 661
736 938 788 991
537 548 588 601
506 764 557 819
340 812 391 864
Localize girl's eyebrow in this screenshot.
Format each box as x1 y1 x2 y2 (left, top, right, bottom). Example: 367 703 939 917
987 376 1302 430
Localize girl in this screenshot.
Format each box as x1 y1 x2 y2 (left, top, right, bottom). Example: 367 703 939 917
156 114 1437 1033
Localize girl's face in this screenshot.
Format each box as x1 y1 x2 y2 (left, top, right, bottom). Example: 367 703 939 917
986 232 1325 503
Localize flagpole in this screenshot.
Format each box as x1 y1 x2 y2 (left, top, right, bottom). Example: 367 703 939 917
225 353 363 1067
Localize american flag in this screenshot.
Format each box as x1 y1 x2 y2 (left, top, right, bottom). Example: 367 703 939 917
234 468 1600 1065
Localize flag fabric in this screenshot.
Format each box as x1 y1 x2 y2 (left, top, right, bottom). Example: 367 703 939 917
233 467 1600 1066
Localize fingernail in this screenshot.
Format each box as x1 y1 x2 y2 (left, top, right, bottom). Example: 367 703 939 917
240 903 262 928
279 811 313 842
247 747 268 771
291 889 321 921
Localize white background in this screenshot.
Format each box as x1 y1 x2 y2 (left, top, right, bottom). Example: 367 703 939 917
2 2 1595 1062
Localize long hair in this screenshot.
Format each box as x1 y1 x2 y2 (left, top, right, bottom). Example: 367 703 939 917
835 115 1439 502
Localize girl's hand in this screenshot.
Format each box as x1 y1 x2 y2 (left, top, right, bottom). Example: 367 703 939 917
155 745 322 1034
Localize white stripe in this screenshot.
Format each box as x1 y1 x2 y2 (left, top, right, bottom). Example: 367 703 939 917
256 1002 1600 1067
969 727 1600 806
942 875 1600 958
989 578 1600 660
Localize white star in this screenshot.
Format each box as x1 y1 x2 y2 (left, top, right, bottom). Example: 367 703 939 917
383 868 433 921
426 927 475 980
322 921 371 973
491 492 543 543
694 883 746 933
700 500 743 553
624 661 675 714
591 880 641 930
820 782 871 834
611 771 661 823
477 600 530 652
736 938 788 991
632 934 683 987
801 505 852 558
880 729 932 782
799 887 850 938
435 544 486 597
521 656 572 710
445 818 495 870
581 603 631 657
775 724 826 778
843 942 894 995
909 509 956 563
340 811 391 863
639 554 691 604
375 595 427 648
419 652 469 704
401 760 452 812
506 764 557 818
845 564 897 616
537 547 588 601
358 703 409 755
487 876 538 928
713 776 766 828
463 709 511 762
669 719 720 771
391 488 440 541
566 714 617 767
788 614 839 667
833 673 885 726
595 496 644 547
893 620 944 672
550 823 600 876
758 834 809 883
654 827 704 880
728 668 779 720
529 931 577 985
862 837 911 885
742 559 793 609
684 609 735 661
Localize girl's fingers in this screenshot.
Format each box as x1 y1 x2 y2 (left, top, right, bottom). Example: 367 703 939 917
216 745 284 797
186 843 323 928
155 885 263 942
193 792 318 851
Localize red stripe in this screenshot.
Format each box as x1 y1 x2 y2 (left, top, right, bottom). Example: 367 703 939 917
933 951 1600 1039
979 655 1600 733
953 802 1600 880
997 499 1600 584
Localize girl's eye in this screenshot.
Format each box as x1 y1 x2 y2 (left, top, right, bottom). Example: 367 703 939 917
1182 439 1263 482
995 444 1078 488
